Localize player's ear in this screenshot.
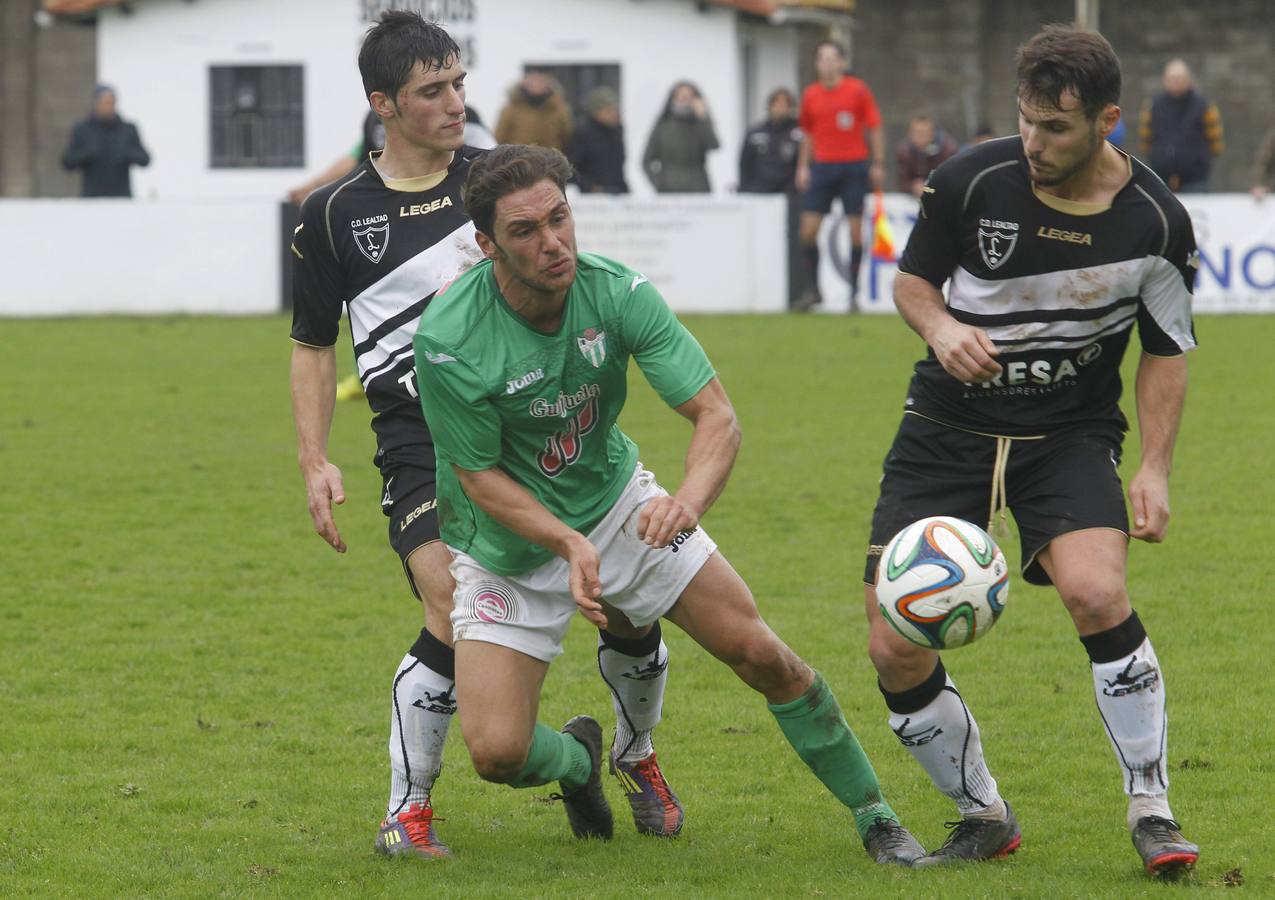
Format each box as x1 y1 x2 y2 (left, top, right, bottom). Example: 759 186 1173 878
369 91 396 120
1098 103 1120 138
474 229 500 262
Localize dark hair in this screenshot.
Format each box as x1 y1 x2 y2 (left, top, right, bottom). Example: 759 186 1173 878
660 81 705 119
358 10 460 101
766 87 794 107
464 145 573 237
814 40 846 59
1015 24 1121 120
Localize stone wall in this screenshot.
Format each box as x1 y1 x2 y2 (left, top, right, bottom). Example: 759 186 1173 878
850 0 1273 191
0 1 96 198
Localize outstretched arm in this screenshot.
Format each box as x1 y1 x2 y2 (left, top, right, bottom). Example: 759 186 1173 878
454 465 606 626
637 377 741 548
1128 353 1187 542
290 343 346 552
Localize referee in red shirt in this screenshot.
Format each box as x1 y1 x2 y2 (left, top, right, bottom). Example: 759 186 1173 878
796 41 885 311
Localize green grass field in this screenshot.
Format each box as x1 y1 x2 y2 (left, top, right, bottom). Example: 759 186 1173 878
2 313 1271 898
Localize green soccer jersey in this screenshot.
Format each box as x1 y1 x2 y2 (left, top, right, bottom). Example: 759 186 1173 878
413 252 716 575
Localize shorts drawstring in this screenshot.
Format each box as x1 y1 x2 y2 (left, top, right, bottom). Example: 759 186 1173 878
988 436 1012 539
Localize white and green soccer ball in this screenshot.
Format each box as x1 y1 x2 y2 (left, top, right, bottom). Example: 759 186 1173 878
875 516 1009 650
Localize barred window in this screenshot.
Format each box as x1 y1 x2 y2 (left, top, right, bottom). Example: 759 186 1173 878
210 65 304 168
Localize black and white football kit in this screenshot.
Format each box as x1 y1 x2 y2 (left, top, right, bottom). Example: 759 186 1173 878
866 137 1198 584
291 148 486 587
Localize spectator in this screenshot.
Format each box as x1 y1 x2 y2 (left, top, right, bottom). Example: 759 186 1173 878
1138 59 1224 193
1250 126 1275 201
970 122 996 145
795 40 885 311
494 69 573 151
739 88 802 193
642 82 720 193
567 86 629 194
60 85 150 198
895 113 958 198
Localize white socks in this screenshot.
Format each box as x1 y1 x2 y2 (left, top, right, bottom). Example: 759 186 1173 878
887 673 1004 819
598 632 668 764
1089 636 1173 829
387 651 456 817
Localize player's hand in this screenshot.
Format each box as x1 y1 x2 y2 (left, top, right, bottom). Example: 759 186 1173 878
1128 467 1170 542
929 317 1003 383
1252 184 1268 203
869 161 886 190
565 534 607 627
637 495 699 549
795 164 810 193
302 460 347 552
287 184 313 205
691 97 707 119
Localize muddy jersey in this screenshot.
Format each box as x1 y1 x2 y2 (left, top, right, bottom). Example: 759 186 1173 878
290 148 486 467
897 136 1197 436
413 253 716 575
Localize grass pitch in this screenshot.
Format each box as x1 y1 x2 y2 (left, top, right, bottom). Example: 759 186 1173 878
1 313 1270 897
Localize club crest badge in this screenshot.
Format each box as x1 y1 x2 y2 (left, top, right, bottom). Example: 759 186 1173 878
977 217 1019 270
577 328 606 368
351 214 390 263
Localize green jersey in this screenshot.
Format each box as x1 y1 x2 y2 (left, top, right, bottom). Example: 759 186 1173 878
413 252 715 575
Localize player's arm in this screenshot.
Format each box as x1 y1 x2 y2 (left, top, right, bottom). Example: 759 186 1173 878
1128 353 1187 543
638 377 740 548
894 159 1001 382
867 124 886 190
895 273 1001 382
288 153 358 205
453 465 607 627
289 196 349 551
290 343 346 552
1128 203 1197 544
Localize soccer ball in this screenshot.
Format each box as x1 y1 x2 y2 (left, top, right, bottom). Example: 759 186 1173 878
875 516 1009 650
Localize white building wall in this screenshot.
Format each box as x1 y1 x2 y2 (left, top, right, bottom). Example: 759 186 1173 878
97 0 749 200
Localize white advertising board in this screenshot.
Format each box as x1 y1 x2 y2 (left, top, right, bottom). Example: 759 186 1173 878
816 192 1275 314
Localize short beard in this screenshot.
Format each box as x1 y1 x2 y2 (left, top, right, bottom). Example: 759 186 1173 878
1031 124 1105 187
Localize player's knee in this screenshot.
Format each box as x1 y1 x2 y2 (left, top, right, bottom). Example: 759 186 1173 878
1059 580 1129 630
466 736 527 784
867 620 929 679
729 628 802 694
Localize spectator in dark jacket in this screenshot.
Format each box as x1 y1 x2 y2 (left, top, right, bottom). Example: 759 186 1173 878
896 113 958 198
567 86 628 194
1138 59 1224 193
739 88 802 193
61 85 150 197
643 82 719 193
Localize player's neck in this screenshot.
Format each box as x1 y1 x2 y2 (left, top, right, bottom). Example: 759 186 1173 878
375 135 454 181
819 73 843 89
1033 141 1129 204
494 266 567 333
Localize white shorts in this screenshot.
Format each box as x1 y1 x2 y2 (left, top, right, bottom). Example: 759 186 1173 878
448 463 718 662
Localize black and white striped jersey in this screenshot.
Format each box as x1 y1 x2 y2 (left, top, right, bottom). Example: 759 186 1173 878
290 148 485 467
897 136 1197 437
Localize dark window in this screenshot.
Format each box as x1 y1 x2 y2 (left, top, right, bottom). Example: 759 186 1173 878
210 65 304 168
526 63 621 120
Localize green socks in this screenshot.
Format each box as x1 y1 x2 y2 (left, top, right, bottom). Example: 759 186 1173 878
769 672 897 839
508 722 592 790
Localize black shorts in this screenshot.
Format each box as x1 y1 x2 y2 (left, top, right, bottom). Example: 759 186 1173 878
864 413 1128 587
381 462 441 599
803 161 869 215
